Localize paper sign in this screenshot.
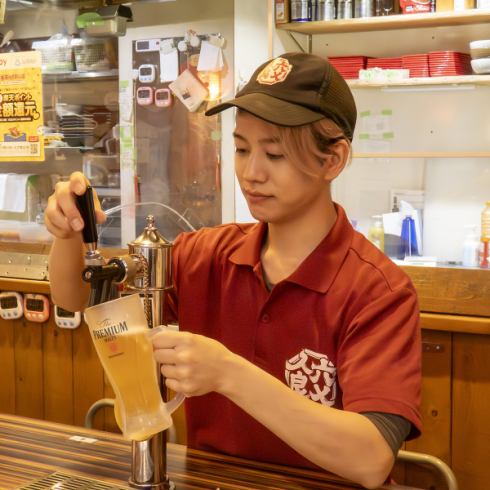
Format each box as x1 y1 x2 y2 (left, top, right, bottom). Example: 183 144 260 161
0 51 44 161
0 0 5 24
169 69 207 112
197 41 224 72
159 46 179 82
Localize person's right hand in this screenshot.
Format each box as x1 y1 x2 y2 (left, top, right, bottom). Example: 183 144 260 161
44 171 106 240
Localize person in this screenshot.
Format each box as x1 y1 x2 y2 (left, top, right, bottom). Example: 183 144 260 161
46 52 421 489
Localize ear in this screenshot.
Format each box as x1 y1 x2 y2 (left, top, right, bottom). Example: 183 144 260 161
320 138 350 182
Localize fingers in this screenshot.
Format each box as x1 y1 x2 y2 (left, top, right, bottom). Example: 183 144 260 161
160 364 181 379
153 347 177 365
165 377 183 394
68 171 89 196
44 172 106 238
162 368 195 397
151 330 192 350
55 179 85 232
68 171 106 224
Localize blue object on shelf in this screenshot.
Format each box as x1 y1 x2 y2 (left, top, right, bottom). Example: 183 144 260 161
400 215 418 257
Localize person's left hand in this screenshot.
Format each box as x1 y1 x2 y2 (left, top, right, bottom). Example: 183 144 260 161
151 329 235 397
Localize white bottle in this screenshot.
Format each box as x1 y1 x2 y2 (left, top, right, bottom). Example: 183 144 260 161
462 224 480 267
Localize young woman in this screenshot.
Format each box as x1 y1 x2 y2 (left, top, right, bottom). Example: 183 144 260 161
46 52 421 489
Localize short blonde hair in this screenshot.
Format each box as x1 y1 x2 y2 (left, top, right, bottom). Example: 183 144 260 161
273 118 351 176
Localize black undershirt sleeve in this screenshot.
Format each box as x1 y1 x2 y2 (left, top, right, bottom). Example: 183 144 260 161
361 412 412 456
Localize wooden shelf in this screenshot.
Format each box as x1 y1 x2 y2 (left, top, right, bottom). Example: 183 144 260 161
43 69 118 83
277 9 490 34
353 151 490 158
348 74 490 88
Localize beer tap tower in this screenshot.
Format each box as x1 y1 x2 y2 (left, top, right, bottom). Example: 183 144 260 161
76 188 176 490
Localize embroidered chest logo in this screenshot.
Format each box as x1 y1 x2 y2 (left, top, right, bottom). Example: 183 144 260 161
256 57 293 85
285 349 337 406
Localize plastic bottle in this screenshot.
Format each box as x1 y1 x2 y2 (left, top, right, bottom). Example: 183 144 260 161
368 215 385 252
462 224 480 268
400 214 418 257
480 201 490 268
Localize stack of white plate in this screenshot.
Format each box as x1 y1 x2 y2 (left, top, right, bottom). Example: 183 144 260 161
469 40 490 74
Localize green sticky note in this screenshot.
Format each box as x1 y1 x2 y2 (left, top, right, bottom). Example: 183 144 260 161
211 130 221 141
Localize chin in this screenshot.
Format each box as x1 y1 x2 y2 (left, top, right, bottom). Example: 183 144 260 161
248 210 267 222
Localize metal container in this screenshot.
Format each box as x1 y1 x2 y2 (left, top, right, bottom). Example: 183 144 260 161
338 0 354 17
291 0 312 21
128 215 172 292
317 0 336 19
354 0 374 16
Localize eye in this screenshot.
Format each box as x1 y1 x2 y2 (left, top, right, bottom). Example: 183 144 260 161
266 152 284 161
235 147 248 155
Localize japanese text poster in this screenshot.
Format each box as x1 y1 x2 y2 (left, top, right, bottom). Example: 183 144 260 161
0 50 44 161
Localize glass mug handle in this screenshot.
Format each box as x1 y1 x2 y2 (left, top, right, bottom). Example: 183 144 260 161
165 391 185 414
148 324 186 414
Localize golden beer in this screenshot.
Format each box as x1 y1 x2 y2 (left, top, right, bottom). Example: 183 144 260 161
90 323 172 441
84 294 182 441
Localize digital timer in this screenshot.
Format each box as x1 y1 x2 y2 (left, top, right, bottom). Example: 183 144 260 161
137 86 154 106
54 305 81 329
23 293 50 323
135 39 161 53
0 291 23 319
155 88 172 108
138 64 156 83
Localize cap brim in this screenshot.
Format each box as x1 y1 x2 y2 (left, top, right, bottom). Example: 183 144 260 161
205 92 325 127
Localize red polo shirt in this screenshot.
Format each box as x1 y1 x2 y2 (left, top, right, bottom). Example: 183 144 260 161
169 204 422 469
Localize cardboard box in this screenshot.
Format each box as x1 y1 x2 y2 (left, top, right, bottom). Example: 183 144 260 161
275 0 290 24
436 0 454 11
454 0 475 9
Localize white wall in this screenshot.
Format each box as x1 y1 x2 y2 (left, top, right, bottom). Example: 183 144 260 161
232 0 273 223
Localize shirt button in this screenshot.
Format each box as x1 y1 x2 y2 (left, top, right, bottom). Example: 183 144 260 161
261 313 270 323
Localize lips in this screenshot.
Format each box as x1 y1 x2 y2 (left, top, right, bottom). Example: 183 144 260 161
247 192 269 198
244 189 272 199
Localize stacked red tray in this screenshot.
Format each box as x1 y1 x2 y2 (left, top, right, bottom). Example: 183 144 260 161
428 51 472 77
401 54 429 78
328 56 368 80
366 57 403 69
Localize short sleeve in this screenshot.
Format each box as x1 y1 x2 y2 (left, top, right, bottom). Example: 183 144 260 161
337 286 422 439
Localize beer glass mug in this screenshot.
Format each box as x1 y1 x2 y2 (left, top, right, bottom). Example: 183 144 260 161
84 293 184 441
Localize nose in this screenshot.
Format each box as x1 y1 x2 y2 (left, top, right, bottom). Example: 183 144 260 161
239 149 267 183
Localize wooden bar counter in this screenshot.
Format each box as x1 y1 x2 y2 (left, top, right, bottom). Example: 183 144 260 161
0 413 408 490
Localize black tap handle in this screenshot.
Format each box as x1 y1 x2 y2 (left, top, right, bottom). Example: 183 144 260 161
75 186 98 245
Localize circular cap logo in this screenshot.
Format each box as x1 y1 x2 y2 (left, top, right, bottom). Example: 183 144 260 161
256 57 293 85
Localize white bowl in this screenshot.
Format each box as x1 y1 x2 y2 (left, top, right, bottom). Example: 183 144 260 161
469 39 490 50
471 57 490 74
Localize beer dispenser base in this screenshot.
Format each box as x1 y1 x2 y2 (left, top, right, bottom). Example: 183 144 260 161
128 479 175 489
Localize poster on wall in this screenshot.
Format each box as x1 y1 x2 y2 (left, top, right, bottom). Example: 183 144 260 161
0 50 44 162
0 0 5 24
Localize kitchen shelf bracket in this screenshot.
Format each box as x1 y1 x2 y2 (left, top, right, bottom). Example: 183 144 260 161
286 31 312 54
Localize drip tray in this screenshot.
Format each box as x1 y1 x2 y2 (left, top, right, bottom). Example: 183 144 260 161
17 472 131 490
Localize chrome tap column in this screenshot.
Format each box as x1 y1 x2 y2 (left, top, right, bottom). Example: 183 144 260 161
127 215 174 490
76 189 176 489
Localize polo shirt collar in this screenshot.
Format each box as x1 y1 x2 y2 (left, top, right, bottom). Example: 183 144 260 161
228 204 354 293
